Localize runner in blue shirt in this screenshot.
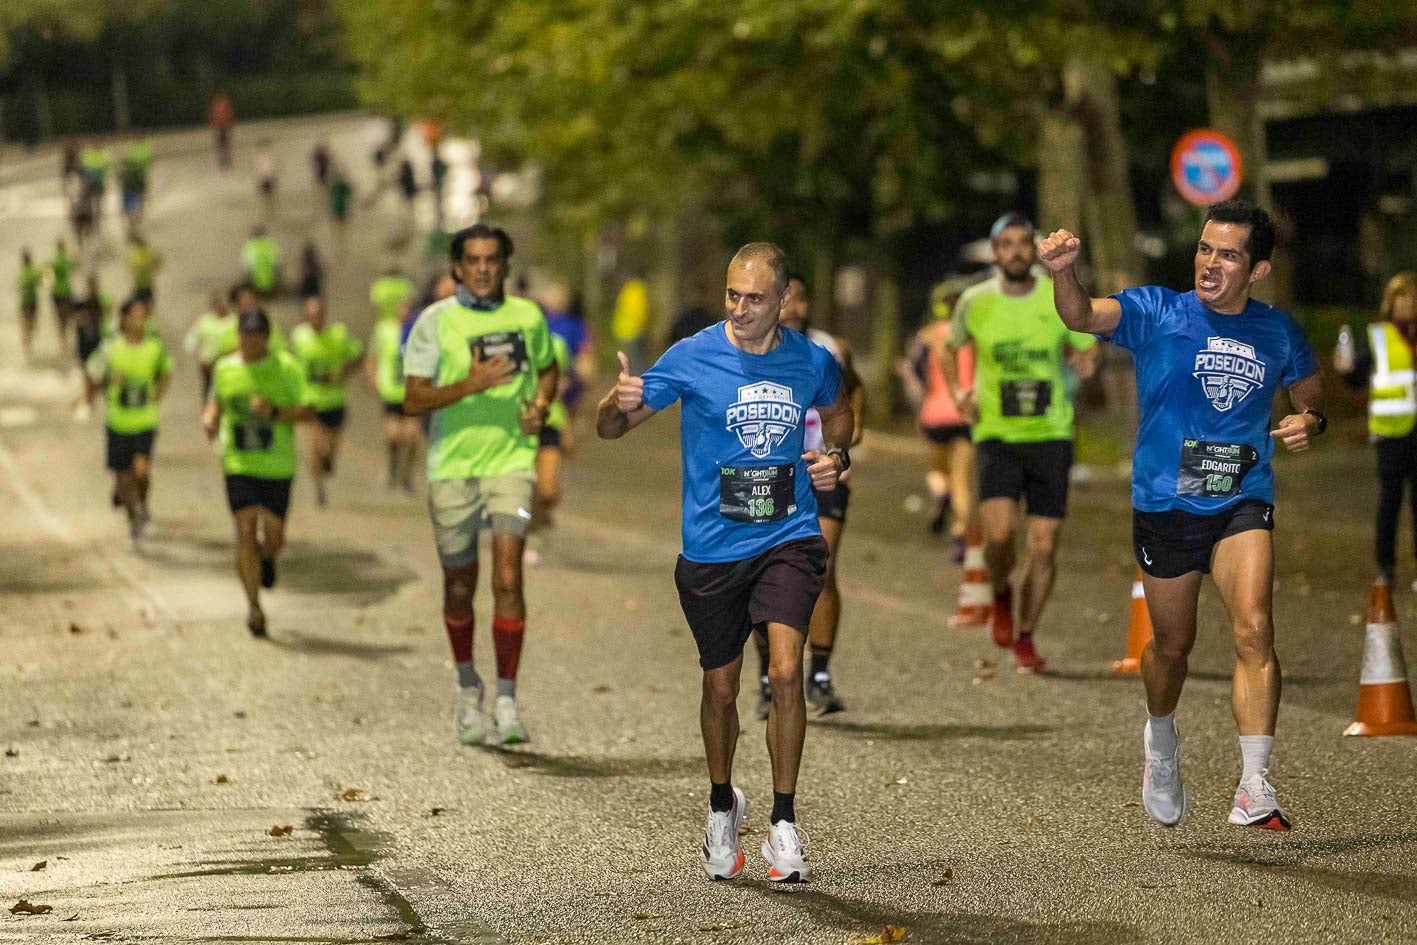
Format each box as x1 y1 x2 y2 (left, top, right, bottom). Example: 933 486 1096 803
597 243 853 884
1041 200 1325 833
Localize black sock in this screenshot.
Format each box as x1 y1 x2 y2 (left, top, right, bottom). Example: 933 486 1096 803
709 781 734 813
809 646 831 680
770 791 795 824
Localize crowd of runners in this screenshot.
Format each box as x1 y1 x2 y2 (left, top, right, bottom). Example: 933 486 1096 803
12 119 1348 884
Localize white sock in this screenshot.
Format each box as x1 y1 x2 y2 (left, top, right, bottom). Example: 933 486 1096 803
1238 735 1273 781
1147 712 1178 755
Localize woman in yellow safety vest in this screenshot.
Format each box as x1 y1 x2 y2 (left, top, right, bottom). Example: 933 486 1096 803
1342 272 1417 586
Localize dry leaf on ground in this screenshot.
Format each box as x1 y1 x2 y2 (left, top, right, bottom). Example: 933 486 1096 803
853 925 908 944
338 787 365 801
30 860 46 871
269 825 293 837
213 774 229 784
931 867 954 887
4 748 17 757
9 900 53 915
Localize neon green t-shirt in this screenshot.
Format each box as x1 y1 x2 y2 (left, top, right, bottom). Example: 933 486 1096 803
241 237 280 292
371 317 405 404
546 333 570 432
403 295 555 480
290 321 363 411
950 275 1096 444
85 333 174 434
370 275 414 321
18 264 42 309
211 350 308 479
50 249 76 299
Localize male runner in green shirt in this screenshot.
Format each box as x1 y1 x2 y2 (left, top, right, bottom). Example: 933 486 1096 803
49 239 77 339
949 213 1098 672
17 249 42 359
203 309 316 637
404 224 559 746
81 296 174 544
184 291 236 401
290 294 363 507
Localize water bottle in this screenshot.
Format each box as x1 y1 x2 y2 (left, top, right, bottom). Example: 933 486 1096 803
1335 324 1355 374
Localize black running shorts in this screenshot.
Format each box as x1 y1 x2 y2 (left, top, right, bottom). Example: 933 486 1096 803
1133 499 1274 578
225 474 292 519
923 423 971 445
383 400 406 417
813 483 850 524
315 408 346 431
539 426 563 449
674 536 828 671
106 429 155 472
977 438 1073 519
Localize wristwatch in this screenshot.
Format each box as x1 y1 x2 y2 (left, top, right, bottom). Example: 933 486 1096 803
1303 407 1327 435
826 447 851 471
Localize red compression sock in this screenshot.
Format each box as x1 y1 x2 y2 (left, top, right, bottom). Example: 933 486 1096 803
444 612 474 663
492 615 526 682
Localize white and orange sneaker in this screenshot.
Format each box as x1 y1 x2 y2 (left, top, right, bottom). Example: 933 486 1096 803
700 787 746 881
1228 772 1291 831
761 820 811 883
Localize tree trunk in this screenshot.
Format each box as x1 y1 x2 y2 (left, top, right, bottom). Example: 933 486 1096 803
34 74 54 141
1037 112 1086 235
1064 56 1141 295
868 271 902 424
113 59 131 132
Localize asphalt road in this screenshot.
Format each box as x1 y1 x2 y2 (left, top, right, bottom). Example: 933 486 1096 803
1 116 1415 945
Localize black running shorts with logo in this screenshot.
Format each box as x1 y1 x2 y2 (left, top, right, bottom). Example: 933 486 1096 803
813 482 850 524
106 428 155 472
1133 499 1274 578
225 474 293 519
976 438 1073 519
674 536 828 671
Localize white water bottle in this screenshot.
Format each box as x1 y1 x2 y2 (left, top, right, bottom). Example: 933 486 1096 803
1335 324 1355 374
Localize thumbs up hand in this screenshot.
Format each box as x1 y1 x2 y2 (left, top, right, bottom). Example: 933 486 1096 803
614 350 644 412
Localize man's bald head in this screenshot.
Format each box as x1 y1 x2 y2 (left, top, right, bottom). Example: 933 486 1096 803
729 242 789 295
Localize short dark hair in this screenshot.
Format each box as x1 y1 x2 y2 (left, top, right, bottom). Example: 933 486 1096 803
1204 199 1275 264
786 271 810 297
120 295 147 318
229 282 255 303
729 242 789 294
450 224 514 263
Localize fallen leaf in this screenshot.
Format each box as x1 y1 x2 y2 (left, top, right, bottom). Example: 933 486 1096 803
213 774 229 784
4 748 16 757
633 912 660 920
973 659 995 670
931 868 954 887
338 787 365 801
591 684 612 694
62 913 79 921
30 860 46 872
102 755 128 764
233 711 247 720
269 825 293 837
69 622 86 634
9 900 53 915
854 925 908 944
429 807 447 817
1121 801 1141 808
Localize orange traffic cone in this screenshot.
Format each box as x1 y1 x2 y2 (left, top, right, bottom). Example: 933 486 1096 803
1344 580 1417 736
948 523 992 629
1113 567 1153 673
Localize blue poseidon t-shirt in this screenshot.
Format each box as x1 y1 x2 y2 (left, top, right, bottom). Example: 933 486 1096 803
1102 286 1317 514
642 322 843 563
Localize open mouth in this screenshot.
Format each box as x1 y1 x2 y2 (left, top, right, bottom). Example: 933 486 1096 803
1198 272 1220 292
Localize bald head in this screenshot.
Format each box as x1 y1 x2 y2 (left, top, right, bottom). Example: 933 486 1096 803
729 242 789 295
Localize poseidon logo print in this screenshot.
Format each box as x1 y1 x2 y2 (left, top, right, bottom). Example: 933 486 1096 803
1193 337 1264 412
726 381 803 458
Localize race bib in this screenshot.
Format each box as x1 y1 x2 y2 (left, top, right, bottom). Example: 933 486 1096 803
1000 379 1052 417
232 418 275 452
119 383 149 408
470 331 529 373
1176 438 1258 499
719 464 796 524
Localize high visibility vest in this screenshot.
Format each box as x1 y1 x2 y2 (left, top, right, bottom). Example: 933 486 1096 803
1369 321 1416 439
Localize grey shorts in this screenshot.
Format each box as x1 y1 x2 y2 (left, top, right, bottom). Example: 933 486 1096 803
427 472 535 566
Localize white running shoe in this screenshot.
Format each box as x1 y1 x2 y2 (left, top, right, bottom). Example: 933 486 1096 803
699 787 746 881
1142 720 1186 827
493 694 530 745
761 820 811 883
455 684 490 746
1228 772 1292 831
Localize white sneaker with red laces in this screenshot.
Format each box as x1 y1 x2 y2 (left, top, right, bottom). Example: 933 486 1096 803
1228 772 1291 831
761 820 811 883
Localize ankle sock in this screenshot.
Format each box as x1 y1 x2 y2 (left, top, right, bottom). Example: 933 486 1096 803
770 791 795 824
809 647 831 680
1148 711 1178 755
709 781 734 813
1238 734 1273 781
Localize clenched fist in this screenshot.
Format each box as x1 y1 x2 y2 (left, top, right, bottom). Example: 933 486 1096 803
1039 229 1083 274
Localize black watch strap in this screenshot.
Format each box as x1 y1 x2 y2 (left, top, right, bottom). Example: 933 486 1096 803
1303 407 1327 435
826 447 851 471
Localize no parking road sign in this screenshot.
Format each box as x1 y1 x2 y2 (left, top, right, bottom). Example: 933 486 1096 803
1170 129 1243 206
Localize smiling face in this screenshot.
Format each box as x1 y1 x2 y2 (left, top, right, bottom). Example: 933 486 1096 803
1194 221 1270 313
453 237 508 298
992 225 1037 282
724 259 787 349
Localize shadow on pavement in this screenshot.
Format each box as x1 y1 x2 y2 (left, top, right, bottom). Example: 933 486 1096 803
490 749 700 779
820 721 1053 742
739 882 1142 944
267 629 414 661
1183 846 1417 904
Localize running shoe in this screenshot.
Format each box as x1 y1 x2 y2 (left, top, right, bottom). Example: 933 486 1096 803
755 675 772 721
259 556 277 589
1142 719 1186 827
806 675 846 715
1228 772 1291 831
493 694 530 745
990 589 1015 648
246 609 267 639
928 497 948 535
950 534 966 565
761 820 811 883
455 684 490 746
1012 634 1045 673
700 786 746 881
315 481 328 508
